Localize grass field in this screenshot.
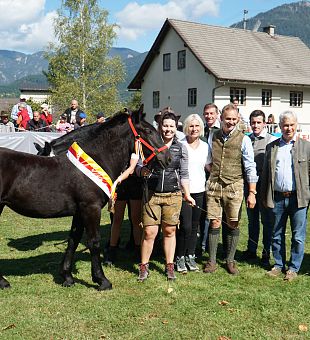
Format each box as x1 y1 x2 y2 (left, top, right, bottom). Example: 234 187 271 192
0 206 310 340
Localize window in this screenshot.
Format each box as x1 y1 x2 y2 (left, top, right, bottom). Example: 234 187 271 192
290 91 303 107
153 91 160 108
230 88 246 105
188 88 197 107
178 50 186 69
163 53 171 71
262 89 272 106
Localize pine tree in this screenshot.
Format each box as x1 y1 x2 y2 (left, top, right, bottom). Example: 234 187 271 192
45 0 124 119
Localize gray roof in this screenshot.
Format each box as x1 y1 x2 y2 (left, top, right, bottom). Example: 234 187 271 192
19 82 49 91
129 19 310 89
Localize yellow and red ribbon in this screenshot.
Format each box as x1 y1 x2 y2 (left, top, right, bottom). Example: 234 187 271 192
67 142 117 200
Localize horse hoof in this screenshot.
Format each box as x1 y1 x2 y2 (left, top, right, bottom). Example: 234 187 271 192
1 283 11 289
0 278 11 289
97 281 112 291
62 280 75 287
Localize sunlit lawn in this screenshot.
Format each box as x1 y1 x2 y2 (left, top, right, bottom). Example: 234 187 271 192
0 206 310 339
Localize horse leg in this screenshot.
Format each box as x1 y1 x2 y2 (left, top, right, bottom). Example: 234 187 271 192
0 203 10 289
82 205 112 291
60 213 84 287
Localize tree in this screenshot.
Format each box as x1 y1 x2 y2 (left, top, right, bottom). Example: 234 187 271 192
45 0 124 119
25 98 43 113
125 91 142 111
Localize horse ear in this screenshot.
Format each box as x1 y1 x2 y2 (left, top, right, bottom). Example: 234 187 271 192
133 104 145 123
34 142 43 154
34 142 51 156
123 107 131 115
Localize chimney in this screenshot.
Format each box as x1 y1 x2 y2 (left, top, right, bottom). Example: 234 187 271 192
263 25 276 37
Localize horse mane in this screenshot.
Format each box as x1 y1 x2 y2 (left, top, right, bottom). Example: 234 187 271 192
50 111 131 155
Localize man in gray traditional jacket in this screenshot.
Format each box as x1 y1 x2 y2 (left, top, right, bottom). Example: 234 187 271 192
261 110 310 281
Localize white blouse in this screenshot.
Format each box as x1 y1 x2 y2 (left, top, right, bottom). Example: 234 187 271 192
181 138 211 193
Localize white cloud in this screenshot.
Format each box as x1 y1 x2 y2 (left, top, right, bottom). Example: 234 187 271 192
0 0 57 53
116 0 221 41
0 0 44 29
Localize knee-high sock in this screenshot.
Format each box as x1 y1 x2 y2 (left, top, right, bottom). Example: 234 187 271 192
208 228 220 262
226 228 240 263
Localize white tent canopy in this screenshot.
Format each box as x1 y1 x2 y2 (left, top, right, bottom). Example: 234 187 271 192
0 132 60 154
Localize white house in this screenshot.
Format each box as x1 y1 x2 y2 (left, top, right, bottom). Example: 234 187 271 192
20 83 50 104
128 19 310 132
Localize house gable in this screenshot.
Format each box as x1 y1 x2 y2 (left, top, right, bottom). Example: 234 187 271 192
140 26 216 119
130 18 310 127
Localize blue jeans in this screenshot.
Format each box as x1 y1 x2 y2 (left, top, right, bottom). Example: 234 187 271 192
246 198 273 255
271 193 307 272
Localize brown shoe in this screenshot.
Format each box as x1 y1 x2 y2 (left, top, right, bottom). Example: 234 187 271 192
284 270 298 282
137 263 149 282
165 263 176 281
203 260 217 273
226 261 239 275
266 267 282 278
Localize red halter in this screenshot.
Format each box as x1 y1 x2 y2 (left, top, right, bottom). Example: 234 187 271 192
128 116 168 165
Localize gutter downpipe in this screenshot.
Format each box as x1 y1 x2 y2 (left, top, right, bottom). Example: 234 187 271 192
212 82 226 103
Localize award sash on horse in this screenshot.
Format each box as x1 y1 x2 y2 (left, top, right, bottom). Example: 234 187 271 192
67 142 117 199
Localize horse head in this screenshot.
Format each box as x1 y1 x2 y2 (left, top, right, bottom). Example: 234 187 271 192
128 105 170 169
37 106 170 170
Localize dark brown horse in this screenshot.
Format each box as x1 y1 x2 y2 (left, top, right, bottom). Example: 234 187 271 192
0 108 170 290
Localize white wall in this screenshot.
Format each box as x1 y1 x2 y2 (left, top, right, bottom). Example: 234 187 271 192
141 28 310 129
141 28 216 123
20 91 50 103
215 84 310 130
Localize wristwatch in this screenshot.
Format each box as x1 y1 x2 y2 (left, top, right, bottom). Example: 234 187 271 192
249 190 257 195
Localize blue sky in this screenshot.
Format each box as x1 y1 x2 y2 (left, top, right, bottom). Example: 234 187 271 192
0 0 301 53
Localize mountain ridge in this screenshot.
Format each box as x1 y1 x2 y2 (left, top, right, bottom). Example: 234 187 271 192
0 47 146 98
1 1 310 99
231 0 310 47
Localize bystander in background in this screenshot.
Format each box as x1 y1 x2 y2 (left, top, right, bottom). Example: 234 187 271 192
96 112 106 124
40 104 53 127
0 112 15 133
11 97 33 126
26 111 50 132
74 112 87 129
56 114 72 133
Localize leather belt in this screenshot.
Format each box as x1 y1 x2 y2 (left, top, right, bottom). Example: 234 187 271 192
274 191 296 198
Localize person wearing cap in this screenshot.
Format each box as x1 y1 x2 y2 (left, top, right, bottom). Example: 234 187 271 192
96 112 106 124
11 97 33 125
74 112 87 129
56 114 72 133
63 99 83 124
40 103 53 126
0 111 15 133
137 109 195 282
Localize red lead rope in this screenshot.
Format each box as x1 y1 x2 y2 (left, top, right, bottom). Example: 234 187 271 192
128 116 168 165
